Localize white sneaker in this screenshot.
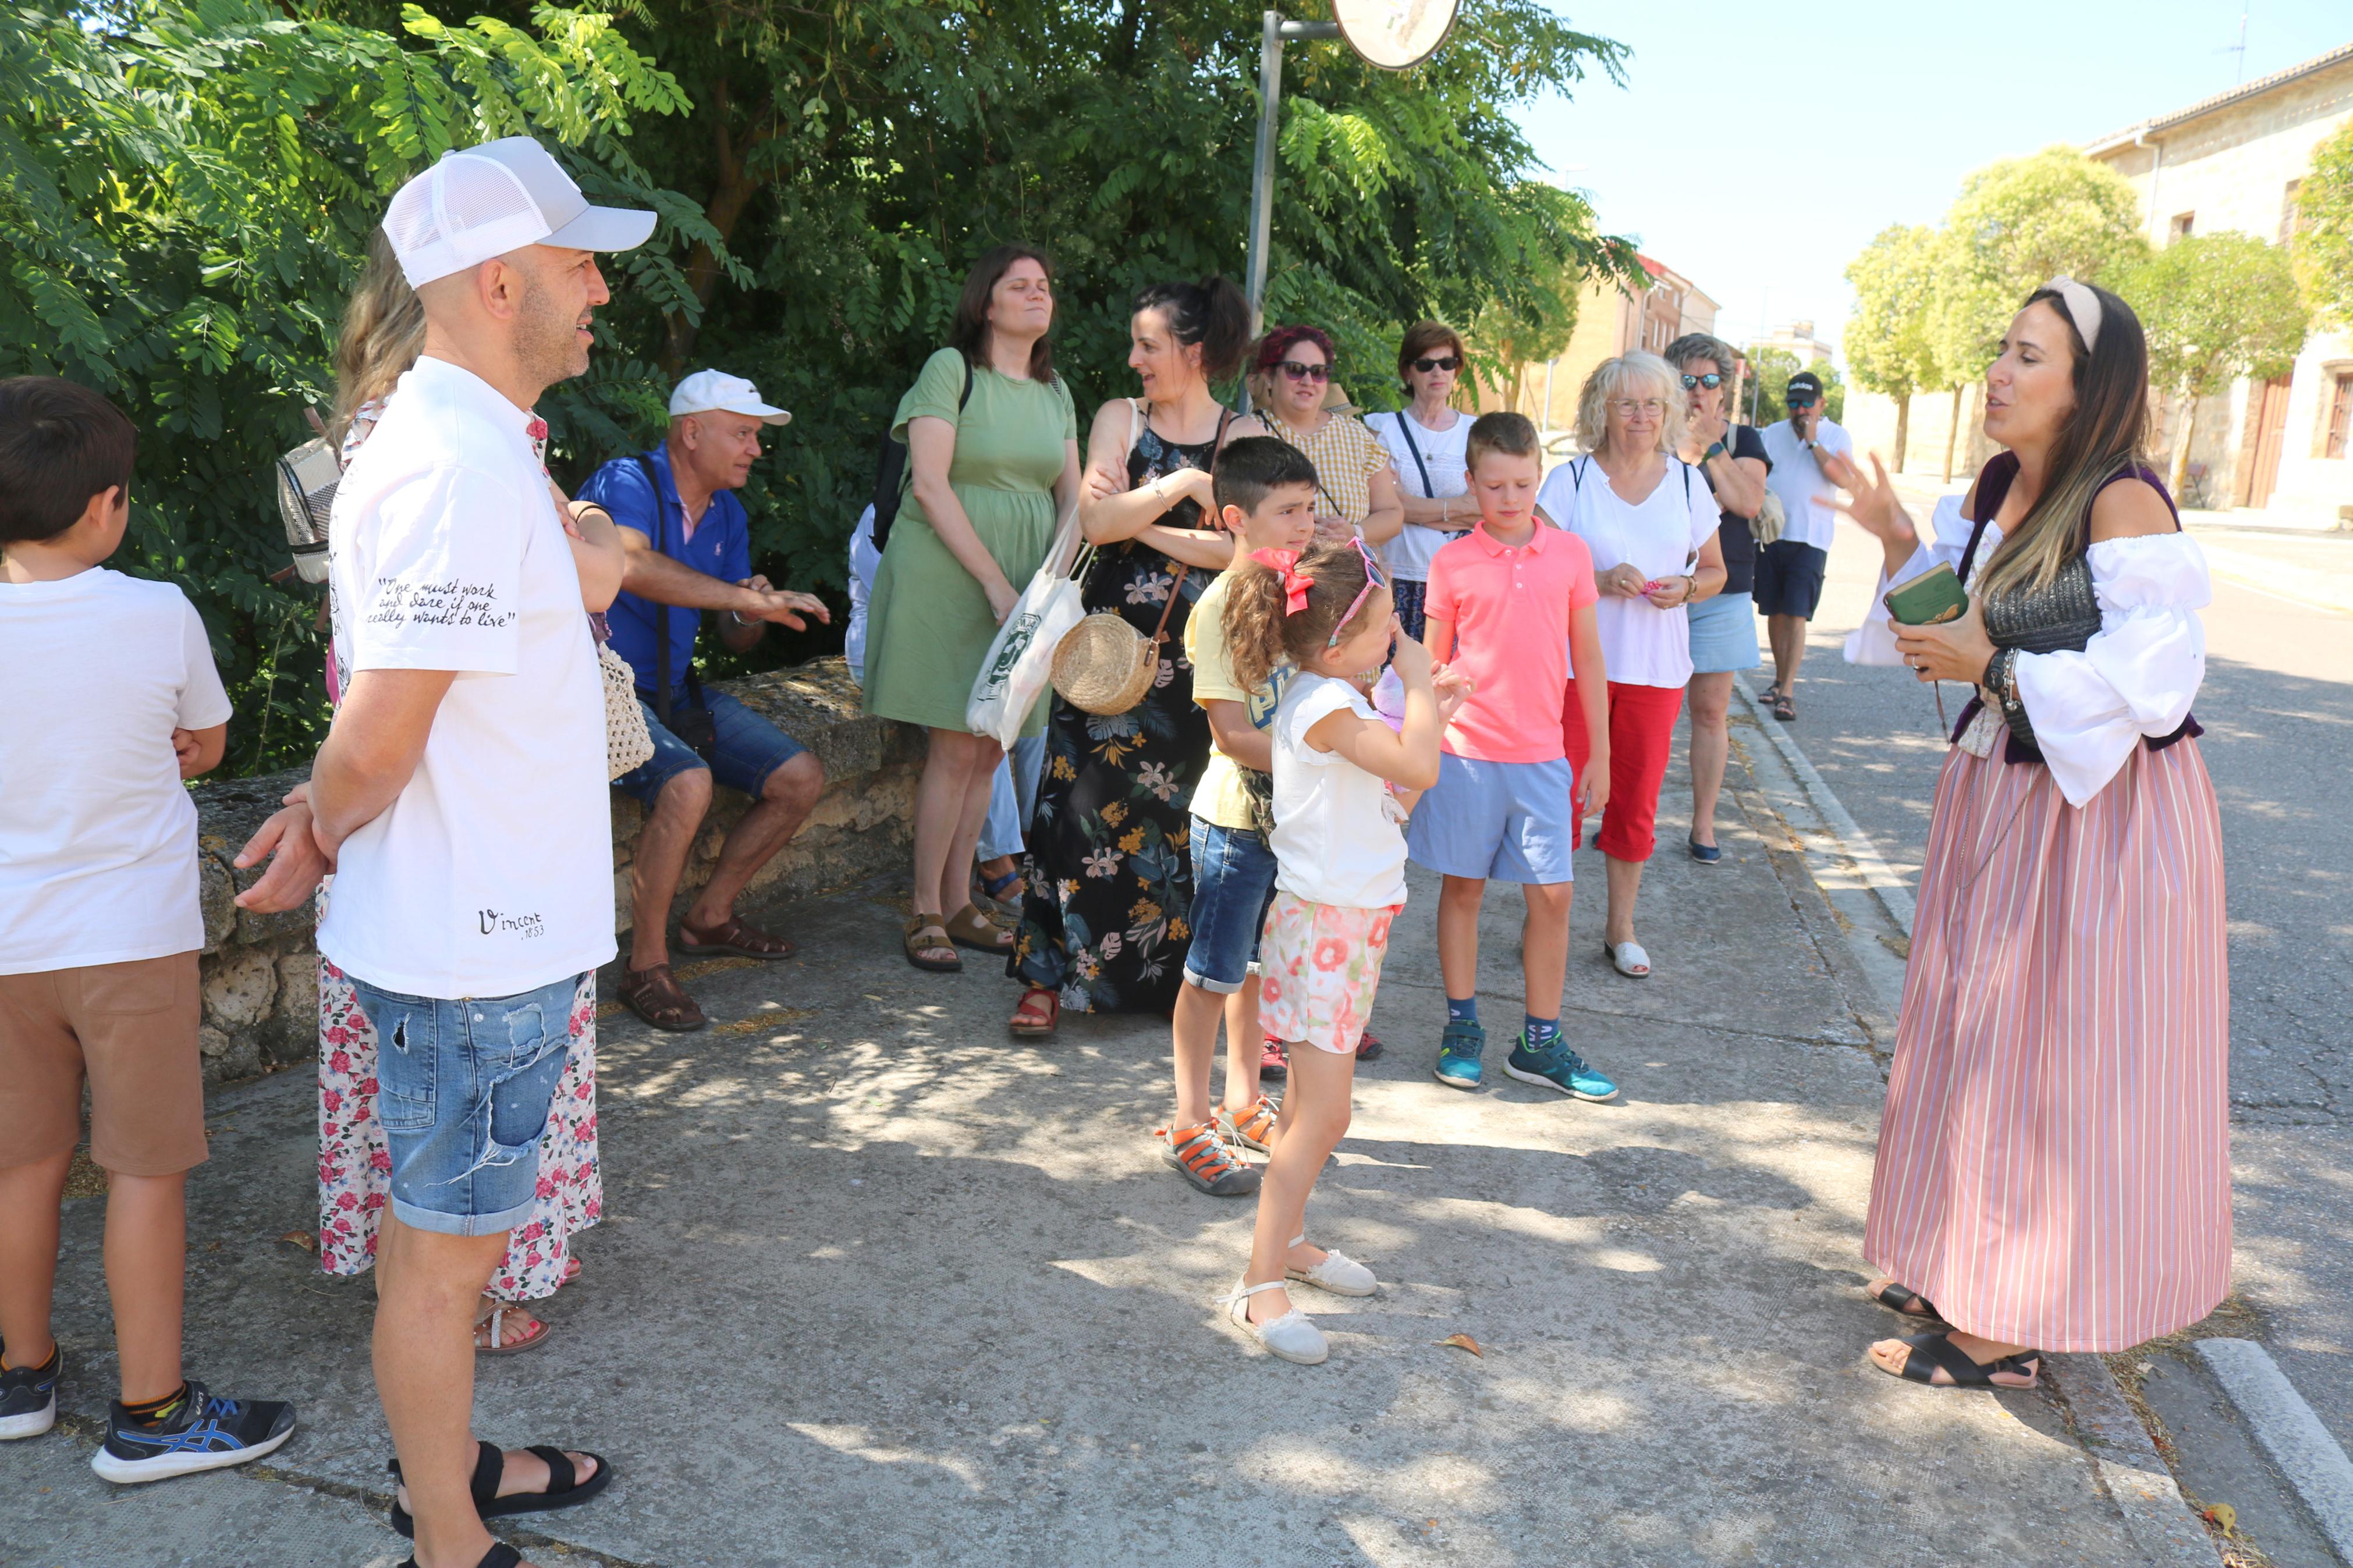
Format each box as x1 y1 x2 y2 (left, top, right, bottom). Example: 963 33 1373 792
1286 1241 1378 1297
1221 1279 1329 1364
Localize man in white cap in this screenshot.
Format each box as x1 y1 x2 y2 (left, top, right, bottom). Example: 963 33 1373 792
574 371 830 1034
297 136 654 1568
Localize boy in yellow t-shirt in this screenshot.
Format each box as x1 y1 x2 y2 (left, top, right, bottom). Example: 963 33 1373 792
1159 438 1318 1196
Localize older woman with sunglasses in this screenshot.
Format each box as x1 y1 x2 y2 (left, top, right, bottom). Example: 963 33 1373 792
1249 326 1404 554
1535 352 1727 979
1365 321 1473 641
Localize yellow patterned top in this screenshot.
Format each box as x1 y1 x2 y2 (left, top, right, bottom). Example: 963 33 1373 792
1262 409 1394 523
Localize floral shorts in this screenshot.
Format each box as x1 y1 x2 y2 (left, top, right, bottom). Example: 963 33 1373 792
1257 891 1402 1056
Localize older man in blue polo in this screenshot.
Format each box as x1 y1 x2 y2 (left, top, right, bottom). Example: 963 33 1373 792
577 371 830 1031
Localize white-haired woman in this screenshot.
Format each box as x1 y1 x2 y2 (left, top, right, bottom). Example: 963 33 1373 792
1535 353 1726 978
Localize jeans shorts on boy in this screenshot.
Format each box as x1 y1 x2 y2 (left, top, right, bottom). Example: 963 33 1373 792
1405 753 1576 884
1181 818 1280 994
614 687 808 809
346 971 584 1236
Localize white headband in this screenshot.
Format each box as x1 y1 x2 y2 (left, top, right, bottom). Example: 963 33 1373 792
2042 276 2103 354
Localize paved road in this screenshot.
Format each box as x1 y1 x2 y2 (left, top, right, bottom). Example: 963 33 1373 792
1760 485 2353 1483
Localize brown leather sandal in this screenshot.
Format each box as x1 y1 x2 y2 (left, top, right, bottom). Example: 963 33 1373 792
676 913 796 961
903 915 961 973
942 903 1013 955
474 1301 553 1356
619 962 707 1032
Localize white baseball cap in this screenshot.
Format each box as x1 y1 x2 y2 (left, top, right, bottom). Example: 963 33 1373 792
383 136 657 289
669 370 792 426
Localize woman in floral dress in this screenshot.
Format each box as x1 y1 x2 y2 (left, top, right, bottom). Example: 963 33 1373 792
1007 278 1260 1032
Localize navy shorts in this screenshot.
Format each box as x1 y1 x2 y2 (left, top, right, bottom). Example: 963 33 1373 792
1181 818 1280 994
1753 541 1829 620
615 687 808 808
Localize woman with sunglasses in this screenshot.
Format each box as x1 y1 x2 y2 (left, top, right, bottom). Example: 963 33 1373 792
1534 352 1727 980
1664 333 1771 865
1248 326 1404 555
1364 322 1473 641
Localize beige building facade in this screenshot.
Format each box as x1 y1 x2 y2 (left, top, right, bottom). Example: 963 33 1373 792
1510 254 1722 442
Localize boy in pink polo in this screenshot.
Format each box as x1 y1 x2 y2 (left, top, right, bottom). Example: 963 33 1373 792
1408 412 1619 1101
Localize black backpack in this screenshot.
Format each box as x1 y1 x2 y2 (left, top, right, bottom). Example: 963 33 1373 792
869 355 974 555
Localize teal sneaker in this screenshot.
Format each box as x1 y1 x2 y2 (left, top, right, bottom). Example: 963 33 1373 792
1504 1033 1618 1102
1433 1019 1486 1090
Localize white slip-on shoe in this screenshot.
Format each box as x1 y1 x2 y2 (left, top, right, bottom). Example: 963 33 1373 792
1603 939 1651 979
1220 1279 1329 1364
1285 1233 1377 1297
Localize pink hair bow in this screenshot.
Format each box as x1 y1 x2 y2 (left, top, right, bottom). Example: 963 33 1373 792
1251 549 1314 615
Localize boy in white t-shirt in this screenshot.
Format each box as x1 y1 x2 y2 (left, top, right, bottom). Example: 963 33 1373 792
0 377 296 1480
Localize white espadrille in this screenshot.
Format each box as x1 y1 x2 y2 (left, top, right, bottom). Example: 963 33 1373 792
1284 1233 1377 1297
1219 1279 1328 1364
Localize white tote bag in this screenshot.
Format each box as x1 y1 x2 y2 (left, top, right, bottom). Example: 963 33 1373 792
966 504 1089 748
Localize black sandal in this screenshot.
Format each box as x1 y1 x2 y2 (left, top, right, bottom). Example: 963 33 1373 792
398 1547 521 1568
1870 1282 1944 1321
1882 1330 2041 1389
390 1439 613 1538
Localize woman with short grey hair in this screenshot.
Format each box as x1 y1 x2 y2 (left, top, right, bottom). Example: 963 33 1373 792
1663 332 1770 864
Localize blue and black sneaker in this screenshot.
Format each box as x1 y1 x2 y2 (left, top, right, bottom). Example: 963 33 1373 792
90 1379 295 1484
1433 1019 1486 1090
0 1341 62 1440
1504 1033 1619 1102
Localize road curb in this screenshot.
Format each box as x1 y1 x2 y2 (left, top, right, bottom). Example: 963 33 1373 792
2197 1337 2353 1560
1731 671 1916 937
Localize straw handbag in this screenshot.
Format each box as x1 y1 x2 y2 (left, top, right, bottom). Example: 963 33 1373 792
1050 564 1189 716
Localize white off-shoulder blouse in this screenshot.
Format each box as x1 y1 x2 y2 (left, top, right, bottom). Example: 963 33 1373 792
1844 492 2210 808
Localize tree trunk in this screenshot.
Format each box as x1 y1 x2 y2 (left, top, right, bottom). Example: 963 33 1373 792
1942 384 1962 483
2170 392 2198 498
660 86 775 377
1893 391 1911 474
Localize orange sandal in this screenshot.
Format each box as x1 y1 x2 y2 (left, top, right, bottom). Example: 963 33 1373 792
1217 1093 1281 1155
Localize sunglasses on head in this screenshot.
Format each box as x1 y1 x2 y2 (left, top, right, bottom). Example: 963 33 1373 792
1680 372 1722 390
1412 355 1461 374
1278 360 1332 382
1328 536 1389 649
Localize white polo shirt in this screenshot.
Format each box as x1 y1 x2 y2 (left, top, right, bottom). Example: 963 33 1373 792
1759 418 1853 551
318 355 615 998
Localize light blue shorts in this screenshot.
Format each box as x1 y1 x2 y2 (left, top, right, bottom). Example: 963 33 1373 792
1405 753 1575 885
1687 591 1761 674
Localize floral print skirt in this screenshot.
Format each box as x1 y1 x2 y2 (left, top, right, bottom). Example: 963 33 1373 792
317 957 601 1301
1257 892 1401 1055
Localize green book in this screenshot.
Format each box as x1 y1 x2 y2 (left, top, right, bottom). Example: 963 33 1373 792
1884 563 1968 625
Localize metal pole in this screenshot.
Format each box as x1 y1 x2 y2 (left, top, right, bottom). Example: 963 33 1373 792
1244 10 1283 347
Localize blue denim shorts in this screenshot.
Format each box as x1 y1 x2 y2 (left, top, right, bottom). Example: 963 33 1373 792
1181 817 1280 993
347 972 584 1236
615 687 808 808
1406 753 1576 885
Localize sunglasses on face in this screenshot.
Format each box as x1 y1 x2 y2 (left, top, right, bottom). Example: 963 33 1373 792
1278 360 1332 383
1328 536 1389 649
1412 355 1461 374
1787 396 1817 410
1680 372 1722 390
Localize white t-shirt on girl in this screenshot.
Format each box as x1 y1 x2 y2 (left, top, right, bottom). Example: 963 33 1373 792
1536 456 1722 689
1270 672 1408 909
1364 408 1471 582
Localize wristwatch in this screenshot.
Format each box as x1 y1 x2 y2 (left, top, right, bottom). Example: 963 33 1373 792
1703 440 1727 463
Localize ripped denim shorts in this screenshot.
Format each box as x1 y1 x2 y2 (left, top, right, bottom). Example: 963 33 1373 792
347 971 585 1236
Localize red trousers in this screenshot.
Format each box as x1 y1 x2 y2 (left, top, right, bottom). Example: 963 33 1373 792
1562 679 1684 862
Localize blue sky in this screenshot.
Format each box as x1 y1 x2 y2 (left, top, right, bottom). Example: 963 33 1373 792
1520 0 2351 362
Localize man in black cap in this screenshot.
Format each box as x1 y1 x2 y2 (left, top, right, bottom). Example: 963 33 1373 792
1754 370 1856 721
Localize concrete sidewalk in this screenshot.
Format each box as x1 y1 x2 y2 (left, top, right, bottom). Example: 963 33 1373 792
6 732 2182 1566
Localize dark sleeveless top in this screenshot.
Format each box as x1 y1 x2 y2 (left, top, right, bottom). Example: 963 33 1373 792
1949 451 2201 765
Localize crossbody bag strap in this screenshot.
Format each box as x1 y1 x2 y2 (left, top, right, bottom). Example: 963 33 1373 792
631 455 677 725
1148 564 1191 645
1392 412 1435 497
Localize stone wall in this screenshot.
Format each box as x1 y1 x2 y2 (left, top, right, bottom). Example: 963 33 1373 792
189 657 921 1087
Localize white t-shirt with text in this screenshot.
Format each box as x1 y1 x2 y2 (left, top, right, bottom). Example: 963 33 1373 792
1364 408 1472 582
1270 673 1408 910
1536 456 1721 689
1759 418 1853 551
0 571 232 973
317 355 615 998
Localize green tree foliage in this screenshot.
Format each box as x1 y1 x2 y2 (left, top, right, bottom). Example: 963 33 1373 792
0 1 718 772
2292 116 2353 328
7 0 1633 774
2116 231 2309 490
1843 224 1942 469
1740 347 1843 427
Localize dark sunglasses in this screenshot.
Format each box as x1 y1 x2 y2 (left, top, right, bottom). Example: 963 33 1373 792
1680 372 1722 390
1412 355 1461 374
1278 360 1332 382
1787 394 1817 409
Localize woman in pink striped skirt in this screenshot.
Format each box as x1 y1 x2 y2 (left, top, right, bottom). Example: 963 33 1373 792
1834 278 2229 1390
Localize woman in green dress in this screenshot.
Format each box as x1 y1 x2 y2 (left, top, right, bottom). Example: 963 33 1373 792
864 245 1082 970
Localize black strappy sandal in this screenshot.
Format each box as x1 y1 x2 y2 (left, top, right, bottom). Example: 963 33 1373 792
1869 1281 1945 1322
389 1439 613 1538
1882 1329 2041 1389
398 1546 521 1568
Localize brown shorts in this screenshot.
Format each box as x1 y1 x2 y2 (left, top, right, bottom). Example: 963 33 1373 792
0 953 208 1176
